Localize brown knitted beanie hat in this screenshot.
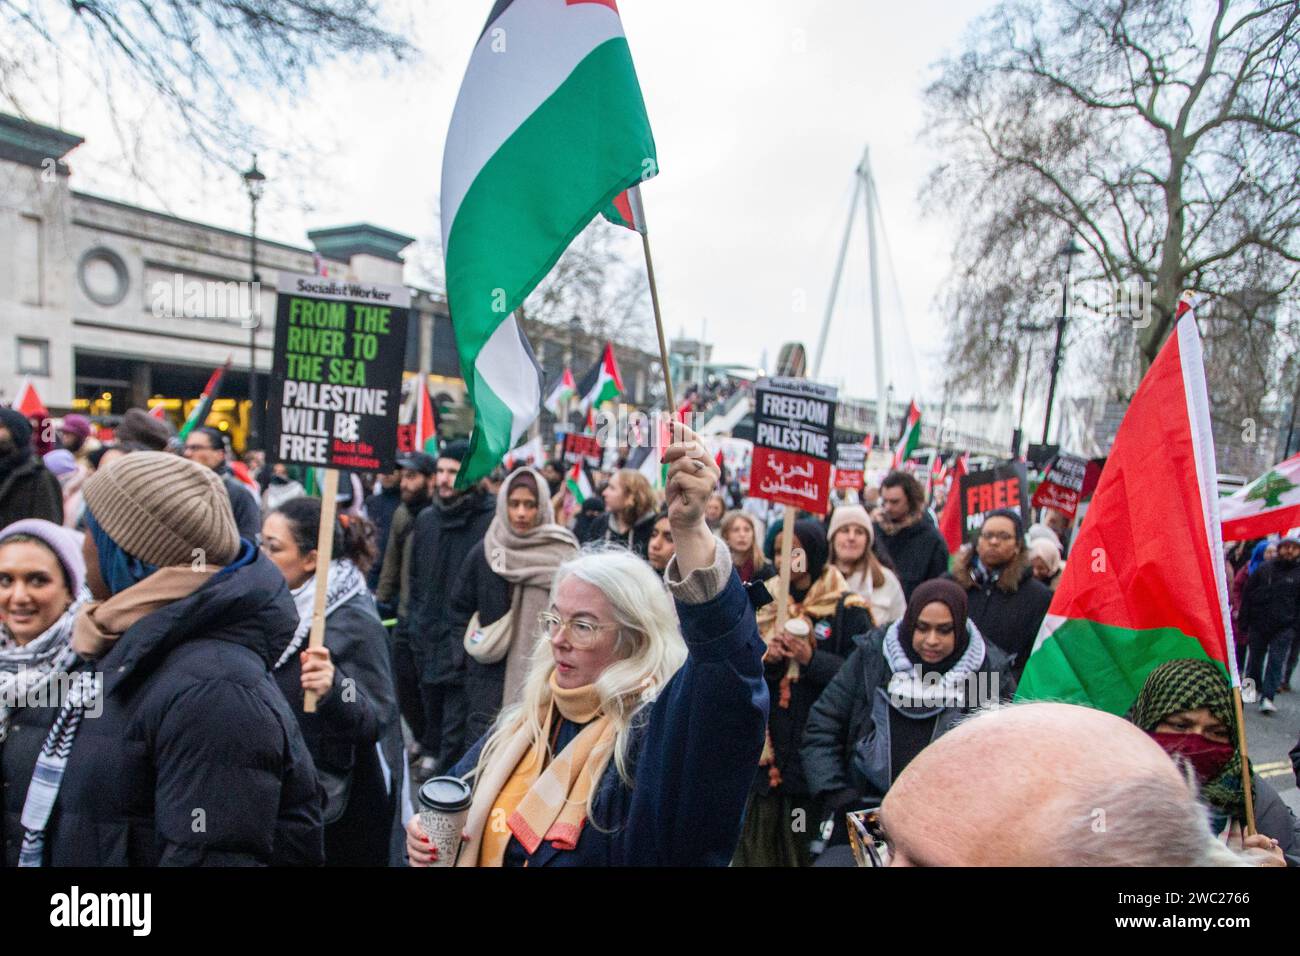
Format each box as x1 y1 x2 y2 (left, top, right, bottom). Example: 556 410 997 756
82 451 240 567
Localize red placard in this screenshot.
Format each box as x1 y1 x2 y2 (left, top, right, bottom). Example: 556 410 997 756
833 467 864 490
562 432 602 469
752 449 834 514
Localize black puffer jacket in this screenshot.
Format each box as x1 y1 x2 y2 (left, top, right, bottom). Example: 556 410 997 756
1240 557 1300 638
2 685 58 866
802 626 1015 809
448 543 514 743
273 589 404 866
874 516 949 600
406 491 495 686
948 550 1053 678
43 543 325 866
0 452 62 529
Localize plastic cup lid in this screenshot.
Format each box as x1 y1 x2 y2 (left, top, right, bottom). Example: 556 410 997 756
417 775 472 812
784 618 811 636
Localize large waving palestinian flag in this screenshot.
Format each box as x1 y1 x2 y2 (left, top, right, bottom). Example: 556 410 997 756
441 0 657 486
1017 297 1239 714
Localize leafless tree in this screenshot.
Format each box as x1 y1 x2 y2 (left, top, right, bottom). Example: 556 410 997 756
0 0 411 186
922 0 1300 405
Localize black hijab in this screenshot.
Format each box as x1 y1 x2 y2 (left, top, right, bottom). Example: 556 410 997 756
898 578 971 673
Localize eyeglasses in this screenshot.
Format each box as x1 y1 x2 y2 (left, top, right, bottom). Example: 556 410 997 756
846 809 892 867
537 610 619 648
978 531 1016 543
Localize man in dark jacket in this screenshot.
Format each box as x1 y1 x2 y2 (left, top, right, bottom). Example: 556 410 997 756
35 452 323 866
874 471 948 600
1241 536 1300 713
0 408 62 527
364 468 403 592
947 508 1052 679
378 451 436 752
405 440 494 773
182 426 262 539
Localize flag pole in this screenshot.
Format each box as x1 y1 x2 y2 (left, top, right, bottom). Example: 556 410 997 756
639 230 676 414
1231 686 1258 835
303 467 340 713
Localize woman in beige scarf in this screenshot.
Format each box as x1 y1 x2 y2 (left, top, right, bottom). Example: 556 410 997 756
454 467 578 742
405 422 769 867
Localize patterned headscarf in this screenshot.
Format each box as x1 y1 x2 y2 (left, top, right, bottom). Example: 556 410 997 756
1128 658 1252 824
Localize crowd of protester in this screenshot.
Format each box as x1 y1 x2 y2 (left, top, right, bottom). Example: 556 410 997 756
0 403 1296 867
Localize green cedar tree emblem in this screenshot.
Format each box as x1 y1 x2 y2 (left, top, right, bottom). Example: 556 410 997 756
1244 470 1297 509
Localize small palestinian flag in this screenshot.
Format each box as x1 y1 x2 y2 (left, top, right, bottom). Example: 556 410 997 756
890 400 921 469
12 378 47 418
602 184 647 234
578 342 625 413
566 461 593 504
543 368 577 418
178 359 231 441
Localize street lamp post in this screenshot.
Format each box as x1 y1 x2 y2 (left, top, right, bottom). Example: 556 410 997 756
242 155 267 450
1041 239 1084 446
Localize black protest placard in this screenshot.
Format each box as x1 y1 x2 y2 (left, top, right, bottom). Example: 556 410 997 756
959 461 1030 540
1031 453 1088 517
266 274 410 472
749 377 838 515
834 442 866 490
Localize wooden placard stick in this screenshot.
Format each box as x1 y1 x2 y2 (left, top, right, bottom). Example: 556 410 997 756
303 467 340 713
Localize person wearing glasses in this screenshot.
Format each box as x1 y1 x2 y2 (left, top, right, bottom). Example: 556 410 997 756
181 426 262 540
947 508 1052 680
404 422 769 867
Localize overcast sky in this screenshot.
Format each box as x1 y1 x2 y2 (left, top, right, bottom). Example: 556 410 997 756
46 0 1000 405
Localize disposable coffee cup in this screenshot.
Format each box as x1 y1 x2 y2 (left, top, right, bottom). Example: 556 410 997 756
783 618 810 639
417 776 472 867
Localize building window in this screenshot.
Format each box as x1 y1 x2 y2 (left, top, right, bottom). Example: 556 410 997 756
16 337 49 376
19 215 43 306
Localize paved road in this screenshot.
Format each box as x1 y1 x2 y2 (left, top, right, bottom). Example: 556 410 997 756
1243 684 1299 815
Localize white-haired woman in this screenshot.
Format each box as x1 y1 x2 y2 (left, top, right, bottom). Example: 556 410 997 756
405 423 769 866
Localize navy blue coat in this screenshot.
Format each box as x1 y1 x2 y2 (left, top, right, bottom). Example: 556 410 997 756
451 570 769 866
43 542 325 866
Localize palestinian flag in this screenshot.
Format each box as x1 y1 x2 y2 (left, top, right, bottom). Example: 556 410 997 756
602 183 647 234
12 379 47 418
565 461 593 504
543 367 577 418
414 379 438 454
178 359 230 441
505 434 546 470
1220 454 1300 541
890 400 921 469
578 342 625 412
441 0 657 487
938 452 968 554
1018 296 1240 714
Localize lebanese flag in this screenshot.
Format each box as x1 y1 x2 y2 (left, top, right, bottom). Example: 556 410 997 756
602 183 648 234
890 400 921 469
938 452 968 554
1018 295 1240 714
579 342 625 412
12 379 47 418
441 0 655 487
1219 454 1300 541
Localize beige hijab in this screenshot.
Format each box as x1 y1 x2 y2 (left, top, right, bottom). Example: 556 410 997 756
481 467 579 707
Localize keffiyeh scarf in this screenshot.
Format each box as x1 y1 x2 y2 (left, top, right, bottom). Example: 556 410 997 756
0 590 88 742
275 559 366 670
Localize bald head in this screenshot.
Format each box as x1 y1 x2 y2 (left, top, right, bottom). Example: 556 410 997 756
881 702 1213 866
